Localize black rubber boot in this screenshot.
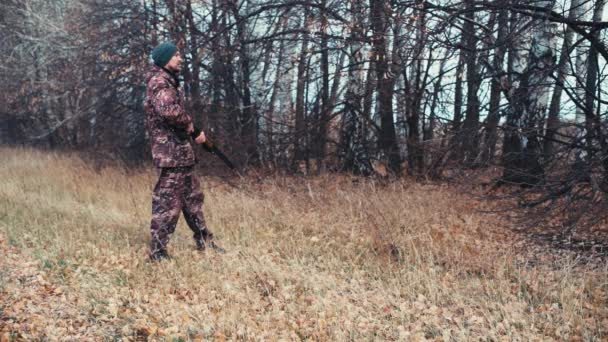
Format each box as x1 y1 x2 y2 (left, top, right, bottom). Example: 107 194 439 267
149 249 172 262
196 240 226 254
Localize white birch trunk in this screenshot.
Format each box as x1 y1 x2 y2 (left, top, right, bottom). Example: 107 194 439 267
339 0 373 175
574 0 592 162
503 0 557 184
525 0 558 138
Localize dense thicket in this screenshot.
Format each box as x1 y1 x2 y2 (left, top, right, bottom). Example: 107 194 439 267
2 0 608 230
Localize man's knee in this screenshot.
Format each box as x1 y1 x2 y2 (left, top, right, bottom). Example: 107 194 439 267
152 207 180 227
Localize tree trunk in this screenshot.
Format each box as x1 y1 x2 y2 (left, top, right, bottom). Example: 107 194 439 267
316 0 330 173
449 38 466 160
293 8 311 169
370 0 401 174
481 4 508 164
461 0 481 165
185 0 203 128
584 0 608 182
404 0 427 175
340 0 373 175
209 0 224 138
264 16 289 167
229 0 259 165
221 14 241 145
502 0 557 185
452 54 465 133
544 0 585 160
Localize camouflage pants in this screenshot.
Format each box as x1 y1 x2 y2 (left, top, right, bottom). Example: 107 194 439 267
150 166 213 255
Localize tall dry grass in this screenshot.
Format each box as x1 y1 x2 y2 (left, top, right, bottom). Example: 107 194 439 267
0 147 606 341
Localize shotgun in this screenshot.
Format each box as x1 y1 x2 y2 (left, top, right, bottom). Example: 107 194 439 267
190 126 237 170
201 139 236 170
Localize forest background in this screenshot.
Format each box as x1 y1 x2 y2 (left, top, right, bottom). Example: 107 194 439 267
4 0 608 231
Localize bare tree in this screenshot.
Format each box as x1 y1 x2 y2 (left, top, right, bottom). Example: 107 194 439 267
370 0 401 174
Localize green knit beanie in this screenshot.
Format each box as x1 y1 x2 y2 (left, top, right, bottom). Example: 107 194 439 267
151 42 178 68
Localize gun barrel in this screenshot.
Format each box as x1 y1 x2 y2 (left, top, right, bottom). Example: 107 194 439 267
211 146 236 170
201 140 236 170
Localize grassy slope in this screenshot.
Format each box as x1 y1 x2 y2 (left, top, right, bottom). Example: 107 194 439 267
0 147 606 341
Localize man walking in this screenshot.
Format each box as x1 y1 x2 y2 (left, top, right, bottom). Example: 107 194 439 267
144 41 224 261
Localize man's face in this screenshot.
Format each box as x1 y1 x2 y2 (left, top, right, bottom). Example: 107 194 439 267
165 52 183 73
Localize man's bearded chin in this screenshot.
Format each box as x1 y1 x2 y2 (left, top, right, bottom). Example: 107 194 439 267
168 64 182 73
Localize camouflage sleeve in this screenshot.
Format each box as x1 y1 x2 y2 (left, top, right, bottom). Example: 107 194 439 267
152 85 192 129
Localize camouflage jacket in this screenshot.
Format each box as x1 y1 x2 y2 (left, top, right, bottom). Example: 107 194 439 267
144 65 195 168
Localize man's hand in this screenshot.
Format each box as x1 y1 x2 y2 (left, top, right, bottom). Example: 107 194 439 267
187 122 194 134
194 131 207 144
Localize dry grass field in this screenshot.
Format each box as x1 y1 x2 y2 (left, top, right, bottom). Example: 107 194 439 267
0 147 607 341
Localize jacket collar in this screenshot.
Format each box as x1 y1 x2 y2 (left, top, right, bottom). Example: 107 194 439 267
155 65 180 89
